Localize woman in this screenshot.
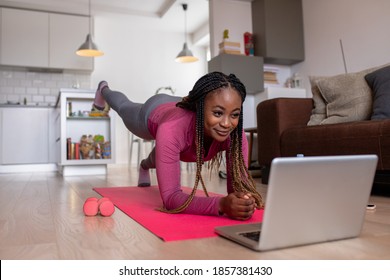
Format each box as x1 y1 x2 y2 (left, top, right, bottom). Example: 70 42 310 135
93 72 263 220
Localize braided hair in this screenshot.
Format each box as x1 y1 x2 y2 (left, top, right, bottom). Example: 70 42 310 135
160 71 264 213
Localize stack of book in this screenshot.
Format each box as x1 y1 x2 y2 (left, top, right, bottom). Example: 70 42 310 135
219 41 241 55
67 138 80 160
67 136 111 160
264 67 280 86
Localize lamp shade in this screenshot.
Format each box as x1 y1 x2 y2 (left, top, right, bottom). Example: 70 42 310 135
175 3 198 63
76 34 104 57
175 43 198 63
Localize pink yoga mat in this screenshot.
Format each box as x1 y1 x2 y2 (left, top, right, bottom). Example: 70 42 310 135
94 186 264 242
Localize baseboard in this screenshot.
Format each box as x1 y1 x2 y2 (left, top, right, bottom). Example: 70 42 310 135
58 164 107 176
0 163 58 173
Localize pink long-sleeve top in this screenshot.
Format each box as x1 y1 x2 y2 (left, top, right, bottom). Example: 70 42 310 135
147 102 249 216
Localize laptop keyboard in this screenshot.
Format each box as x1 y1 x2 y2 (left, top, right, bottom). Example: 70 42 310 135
239 231 261 241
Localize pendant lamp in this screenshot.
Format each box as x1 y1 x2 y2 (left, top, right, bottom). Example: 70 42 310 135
175 3 198 63
76 0 104 57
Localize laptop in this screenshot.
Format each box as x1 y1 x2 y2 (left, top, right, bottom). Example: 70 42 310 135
215 155 378 251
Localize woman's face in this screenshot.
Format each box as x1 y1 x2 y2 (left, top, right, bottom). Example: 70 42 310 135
203 88 242 142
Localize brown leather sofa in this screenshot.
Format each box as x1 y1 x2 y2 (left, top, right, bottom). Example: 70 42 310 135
256 98 390 185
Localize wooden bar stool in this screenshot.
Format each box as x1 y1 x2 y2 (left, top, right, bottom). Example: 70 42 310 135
244 127 257 168
128 132 154 167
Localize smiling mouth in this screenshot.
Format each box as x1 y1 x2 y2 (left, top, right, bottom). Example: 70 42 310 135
216 130 230 136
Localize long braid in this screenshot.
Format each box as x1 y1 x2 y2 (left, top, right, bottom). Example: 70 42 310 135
229 110 263 208
196 99 209 196
228 74 264 208
161 72 264 214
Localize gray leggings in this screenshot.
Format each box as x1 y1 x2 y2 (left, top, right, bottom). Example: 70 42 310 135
102 88 181 168
102 88 181 140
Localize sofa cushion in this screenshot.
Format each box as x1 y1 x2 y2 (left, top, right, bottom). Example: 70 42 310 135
317 68 374 125
365 65 390 120
307 76 327 126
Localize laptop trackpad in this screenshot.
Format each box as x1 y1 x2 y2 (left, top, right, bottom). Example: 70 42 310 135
238 223 263 242
240 230 261 241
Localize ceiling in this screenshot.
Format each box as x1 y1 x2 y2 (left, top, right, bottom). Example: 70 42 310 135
0 0 209 34
0 0 253 47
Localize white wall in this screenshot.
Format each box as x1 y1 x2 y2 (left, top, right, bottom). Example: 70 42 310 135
209 0 263 129
204 0 390 163
2 0 389 166
209 0 390 128
91 13 207 164
209 0 253 57
295 0 390 95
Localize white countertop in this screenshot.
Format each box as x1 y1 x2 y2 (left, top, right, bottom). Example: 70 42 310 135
0 104 54 108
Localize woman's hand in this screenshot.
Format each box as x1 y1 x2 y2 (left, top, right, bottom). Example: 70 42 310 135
219 192 257 220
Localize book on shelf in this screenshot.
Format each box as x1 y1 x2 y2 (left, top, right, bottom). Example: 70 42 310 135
220 46 241 51
219 45 241 51
67 138 71 160
264 72 279 83
264 79 280 85
71 143 75 160
219 40 242 55
264 71 278 80
66 138 81 160
219 41 241 48
66 135 111 160
219 49 242 55
263 66 280 85
74 143 80 160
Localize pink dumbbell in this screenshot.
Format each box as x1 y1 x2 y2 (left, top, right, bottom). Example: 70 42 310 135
83 197 115 217
98 197 115 217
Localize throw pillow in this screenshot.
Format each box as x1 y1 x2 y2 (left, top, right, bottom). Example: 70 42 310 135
307 76 327 126
317 68 376 125
365 65 390 119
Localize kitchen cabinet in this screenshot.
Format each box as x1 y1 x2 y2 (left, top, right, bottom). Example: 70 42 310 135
0 8 49 68
56 89 115 176
0 7 93 71
0 107 51 164
49 13 93 71
252 0 305 65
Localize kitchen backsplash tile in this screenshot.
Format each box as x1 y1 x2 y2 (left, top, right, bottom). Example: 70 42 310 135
0 69 90 106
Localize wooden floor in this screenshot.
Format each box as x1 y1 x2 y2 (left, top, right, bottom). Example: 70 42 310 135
0 164 390 260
